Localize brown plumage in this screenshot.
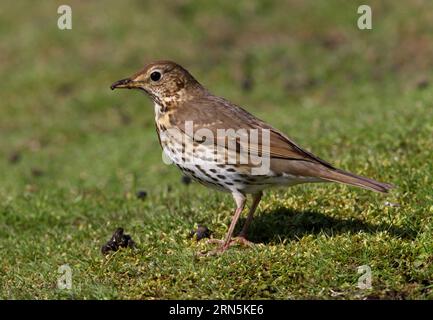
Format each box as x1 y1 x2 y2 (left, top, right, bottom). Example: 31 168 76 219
111 60 393 254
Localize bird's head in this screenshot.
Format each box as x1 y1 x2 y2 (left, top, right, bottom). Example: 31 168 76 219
111 60 203 104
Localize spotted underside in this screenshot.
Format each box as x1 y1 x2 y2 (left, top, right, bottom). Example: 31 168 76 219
154 103 320 195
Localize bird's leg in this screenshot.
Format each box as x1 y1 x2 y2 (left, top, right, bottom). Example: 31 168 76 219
204 192 264 254
233 191 262 245
222 193 246 249
205 193 246 254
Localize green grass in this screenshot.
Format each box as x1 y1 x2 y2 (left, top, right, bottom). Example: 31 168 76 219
1 0 433 299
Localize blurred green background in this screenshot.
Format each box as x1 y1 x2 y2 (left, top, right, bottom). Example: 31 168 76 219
0 1 432 299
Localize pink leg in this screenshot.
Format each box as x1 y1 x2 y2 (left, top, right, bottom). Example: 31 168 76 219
222 193 246 248
202 192 264 255
239 191 262 238
203 193 246 255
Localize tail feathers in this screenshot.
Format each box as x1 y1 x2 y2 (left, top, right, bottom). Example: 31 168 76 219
319 168 393 193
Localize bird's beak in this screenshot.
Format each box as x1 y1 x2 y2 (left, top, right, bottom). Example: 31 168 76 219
110 78 136 90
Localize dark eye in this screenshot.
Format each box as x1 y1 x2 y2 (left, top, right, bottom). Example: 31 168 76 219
150 71 161 82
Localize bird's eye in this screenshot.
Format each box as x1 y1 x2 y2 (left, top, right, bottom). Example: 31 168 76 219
150 71 162 82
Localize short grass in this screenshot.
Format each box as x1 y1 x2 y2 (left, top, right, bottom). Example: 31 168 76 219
1 0 433 299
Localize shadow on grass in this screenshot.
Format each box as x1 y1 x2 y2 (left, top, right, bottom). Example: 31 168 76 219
239 206 416 244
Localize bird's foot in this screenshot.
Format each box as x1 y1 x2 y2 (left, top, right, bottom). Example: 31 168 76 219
199 235 254 256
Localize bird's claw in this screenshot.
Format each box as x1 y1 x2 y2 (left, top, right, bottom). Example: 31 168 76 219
198 236 254 256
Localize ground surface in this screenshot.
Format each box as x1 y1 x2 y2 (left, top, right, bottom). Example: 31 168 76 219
0 1 432 299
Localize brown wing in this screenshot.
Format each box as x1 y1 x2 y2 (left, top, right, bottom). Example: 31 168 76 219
169 94 392 193
171 95 335 169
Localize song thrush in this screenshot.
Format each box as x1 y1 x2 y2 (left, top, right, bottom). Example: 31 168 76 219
111 60 393 254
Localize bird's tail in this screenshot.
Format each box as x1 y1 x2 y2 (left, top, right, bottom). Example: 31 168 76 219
318 168 393 193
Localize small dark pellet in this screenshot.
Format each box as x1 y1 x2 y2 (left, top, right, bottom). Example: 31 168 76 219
181 175 192 185
136 190 147 200
190 225 212 241
101 228 135 255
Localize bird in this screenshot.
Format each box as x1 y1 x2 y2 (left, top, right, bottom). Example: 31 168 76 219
111 60 393 254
